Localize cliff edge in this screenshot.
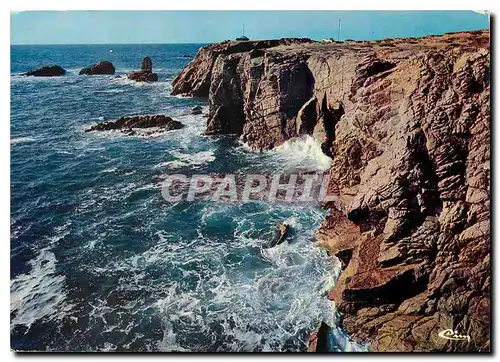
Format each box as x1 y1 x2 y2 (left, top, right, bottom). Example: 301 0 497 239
171 31 490 352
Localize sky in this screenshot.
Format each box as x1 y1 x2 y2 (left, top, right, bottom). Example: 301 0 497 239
10 11 489 45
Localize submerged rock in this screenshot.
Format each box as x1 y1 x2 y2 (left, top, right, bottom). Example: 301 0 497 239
85 115 183 133
191 105 203 115
264 222 290 248
24 65 66 77
79 61 115 75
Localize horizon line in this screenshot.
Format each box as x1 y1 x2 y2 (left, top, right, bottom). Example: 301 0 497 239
10 27 490 46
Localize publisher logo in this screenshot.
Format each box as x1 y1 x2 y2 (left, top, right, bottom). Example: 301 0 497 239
438 329 471 342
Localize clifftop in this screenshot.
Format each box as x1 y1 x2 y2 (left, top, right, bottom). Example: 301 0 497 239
171 30 490 352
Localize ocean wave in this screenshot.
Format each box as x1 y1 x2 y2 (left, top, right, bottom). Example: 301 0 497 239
11 137 36 145
10 246 72 330
159 150 216 169
93 89 125 94
272 136 332 172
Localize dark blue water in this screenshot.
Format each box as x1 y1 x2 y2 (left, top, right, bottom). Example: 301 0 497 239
10 44 361 352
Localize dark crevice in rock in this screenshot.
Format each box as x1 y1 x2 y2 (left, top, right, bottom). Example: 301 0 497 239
342 268 429 310
314 95 344 157
365 60 396 77
347 208 388 234
336 249 353 269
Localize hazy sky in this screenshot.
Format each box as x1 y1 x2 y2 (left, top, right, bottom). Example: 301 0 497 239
11 10 489 45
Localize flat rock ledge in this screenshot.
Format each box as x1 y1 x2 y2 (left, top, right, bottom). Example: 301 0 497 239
24 65 66 77
85 115 184 133
128 71 158 82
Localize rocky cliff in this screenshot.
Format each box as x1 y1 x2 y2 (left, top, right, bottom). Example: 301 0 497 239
171 31 490 352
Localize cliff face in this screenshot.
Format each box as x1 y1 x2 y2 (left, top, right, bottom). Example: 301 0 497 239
171 31 490 352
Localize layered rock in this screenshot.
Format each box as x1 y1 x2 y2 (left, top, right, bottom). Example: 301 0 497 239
24 65 66 77
128 56 158 82
171 38 313 98
85 115 183 133
171 30 490 352
79 61 115 75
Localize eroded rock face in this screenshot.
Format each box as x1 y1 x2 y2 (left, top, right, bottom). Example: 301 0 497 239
24 65 66 77
79 61 115 75
171 30 490 352
171 38 313 98
85 115 183 132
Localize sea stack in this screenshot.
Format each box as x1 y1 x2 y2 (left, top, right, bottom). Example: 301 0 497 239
128 56 158 82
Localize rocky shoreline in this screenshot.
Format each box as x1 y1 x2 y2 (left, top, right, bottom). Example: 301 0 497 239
171 31 490 352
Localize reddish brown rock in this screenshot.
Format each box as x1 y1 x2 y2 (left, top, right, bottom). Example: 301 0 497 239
79 61 115 75
128 71 158 82
171 38 313 98
141 56 153 72
128 56 158 82
308 321 331 352
172 30 490 352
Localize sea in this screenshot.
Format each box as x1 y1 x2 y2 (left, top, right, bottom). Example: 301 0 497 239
10 44 364 352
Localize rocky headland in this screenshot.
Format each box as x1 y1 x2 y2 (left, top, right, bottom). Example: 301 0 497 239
171 31 490 352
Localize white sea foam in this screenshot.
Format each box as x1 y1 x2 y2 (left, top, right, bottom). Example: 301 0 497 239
10 247 72 330
93 89 125 94
88 202 365 352
272 136 332 172
11 137 36 145
160 150 215 169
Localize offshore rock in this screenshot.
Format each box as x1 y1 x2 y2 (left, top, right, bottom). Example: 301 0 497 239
141 56 153 72
128 71 158 82
264 222 290 248
85 115 183 132
172 30 490 352
24 65 66 77
129 56 158 82
191 105 203 115
79 61 115 75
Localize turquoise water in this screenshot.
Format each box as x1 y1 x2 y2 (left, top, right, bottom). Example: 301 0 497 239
10 44 359 352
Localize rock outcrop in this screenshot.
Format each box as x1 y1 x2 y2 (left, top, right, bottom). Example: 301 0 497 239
86 115 183 133
171 30 490 352
128 56 158 82
264 222 290 248
308 321 331 352
191 105 203 115
24 65 66 77
171 38 313 98
79 61 115 75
